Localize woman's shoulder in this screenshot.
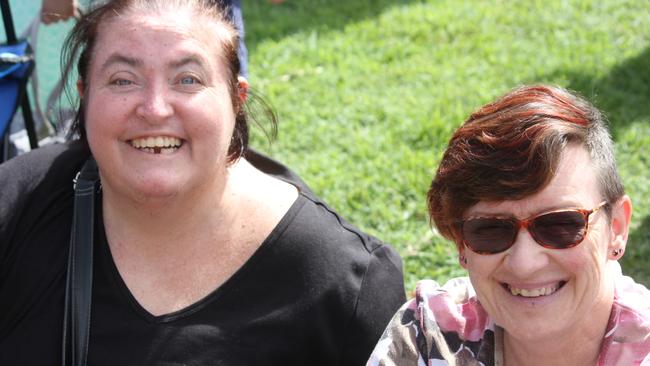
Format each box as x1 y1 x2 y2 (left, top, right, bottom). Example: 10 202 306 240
0 141 89 183
596 272 650 365
613 273 650 336
414 277 491 341
1 141 89 256
241 151 406 364
615 272 650 305
0 141 89 208
246 149 399 258
368 277 497 365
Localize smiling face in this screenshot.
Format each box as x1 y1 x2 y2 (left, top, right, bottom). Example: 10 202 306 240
462 145 628 342
83 8 237 202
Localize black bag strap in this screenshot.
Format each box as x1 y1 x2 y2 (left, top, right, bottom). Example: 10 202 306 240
62 157 99 366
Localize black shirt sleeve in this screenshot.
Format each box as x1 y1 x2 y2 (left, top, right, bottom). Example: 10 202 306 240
341 243 406 366
0 142 88 352
247 149 407 365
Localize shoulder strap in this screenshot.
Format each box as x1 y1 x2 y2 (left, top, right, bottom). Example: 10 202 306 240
62 157 99 366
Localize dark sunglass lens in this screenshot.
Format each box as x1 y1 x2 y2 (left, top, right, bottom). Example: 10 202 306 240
531 211 586 248
463 218 515 253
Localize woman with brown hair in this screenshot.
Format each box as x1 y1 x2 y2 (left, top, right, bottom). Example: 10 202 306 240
0 1 405 364
368 85 650 365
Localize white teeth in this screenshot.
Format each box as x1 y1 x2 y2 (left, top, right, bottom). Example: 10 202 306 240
508 283 560 297
129 136 182 152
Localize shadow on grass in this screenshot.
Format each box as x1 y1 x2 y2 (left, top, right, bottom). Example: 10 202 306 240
556 48 650 287
621 213 650 287
556 47 650 137
244 0 420 50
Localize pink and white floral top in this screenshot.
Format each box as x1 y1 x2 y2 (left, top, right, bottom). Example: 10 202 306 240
367 266 650 366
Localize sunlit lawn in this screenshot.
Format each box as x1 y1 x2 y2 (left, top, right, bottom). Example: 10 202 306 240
243 0 650 291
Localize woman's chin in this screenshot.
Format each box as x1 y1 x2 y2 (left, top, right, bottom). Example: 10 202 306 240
492 282 573 340
135 186 180 201
502 319 565 342
103 175 187 203
497 304 572 343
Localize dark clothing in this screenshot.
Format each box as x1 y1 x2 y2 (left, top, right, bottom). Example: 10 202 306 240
0 142 406 365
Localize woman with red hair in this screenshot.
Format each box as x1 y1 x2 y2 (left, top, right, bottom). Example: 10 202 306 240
368 85 650 365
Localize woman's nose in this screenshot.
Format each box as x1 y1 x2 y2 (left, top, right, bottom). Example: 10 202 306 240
503 228 550 277
136 84 173 123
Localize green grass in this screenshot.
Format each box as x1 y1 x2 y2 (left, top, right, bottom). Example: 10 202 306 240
243 0 650 291
3 1 647 289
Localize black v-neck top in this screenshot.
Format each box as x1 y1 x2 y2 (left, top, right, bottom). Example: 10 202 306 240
0 142 406 365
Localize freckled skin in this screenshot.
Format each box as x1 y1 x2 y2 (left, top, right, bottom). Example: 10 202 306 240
84 9 236 204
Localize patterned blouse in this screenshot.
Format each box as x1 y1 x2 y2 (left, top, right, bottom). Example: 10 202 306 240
367 265 650 366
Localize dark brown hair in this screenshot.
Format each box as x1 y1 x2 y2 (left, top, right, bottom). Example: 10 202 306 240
60 0 276 162
427 85 625 250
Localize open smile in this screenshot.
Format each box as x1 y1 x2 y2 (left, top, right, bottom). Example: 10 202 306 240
502 281 567 298
128 136 183 154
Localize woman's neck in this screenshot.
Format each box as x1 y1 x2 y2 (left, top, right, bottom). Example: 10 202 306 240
101 157 299 260
98 158 298 315
101 160 240 256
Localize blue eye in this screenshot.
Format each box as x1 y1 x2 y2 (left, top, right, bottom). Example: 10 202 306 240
113 79 132 86
180 76 198 84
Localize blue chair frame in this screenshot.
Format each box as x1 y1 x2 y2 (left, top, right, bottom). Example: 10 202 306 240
1 0 38 162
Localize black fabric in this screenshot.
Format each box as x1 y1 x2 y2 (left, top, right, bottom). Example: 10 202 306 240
0 141 406 366
63 157 99 366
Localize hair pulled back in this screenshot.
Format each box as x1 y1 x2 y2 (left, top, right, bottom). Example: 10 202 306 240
60 0 276 162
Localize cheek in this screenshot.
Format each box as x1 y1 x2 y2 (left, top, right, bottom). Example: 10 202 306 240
84 96 133 156
562 242 606 282
84 112 112 146
467 256 501 290
467 253 500 274
88 92 134 122
185 111 233 142
189 93 236 134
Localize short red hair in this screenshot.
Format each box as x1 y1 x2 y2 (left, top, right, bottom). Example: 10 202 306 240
427 85 624 250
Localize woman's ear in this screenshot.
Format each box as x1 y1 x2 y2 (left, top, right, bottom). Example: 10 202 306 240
608 195 632 260
237 76 249 104
459 247 469 269
77 79 84 98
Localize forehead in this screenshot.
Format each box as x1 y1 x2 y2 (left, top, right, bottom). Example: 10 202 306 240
91 8 232 68
467 145 601 217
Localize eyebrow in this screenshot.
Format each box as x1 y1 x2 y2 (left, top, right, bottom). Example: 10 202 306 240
169 55 208 70
99 53 208 73
466 203 585 219
100 53 143 72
